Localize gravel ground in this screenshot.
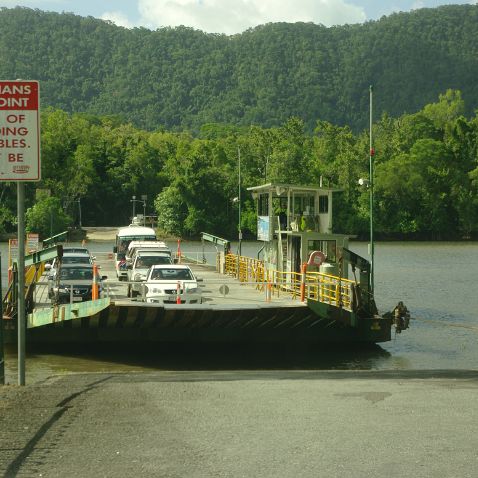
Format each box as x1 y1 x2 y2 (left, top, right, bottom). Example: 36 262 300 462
1 370 478 478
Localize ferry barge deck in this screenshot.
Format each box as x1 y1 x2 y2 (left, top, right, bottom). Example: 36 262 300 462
2 183 408 345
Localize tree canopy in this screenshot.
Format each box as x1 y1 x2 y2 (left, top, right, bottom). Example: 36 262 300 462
0 89 475 240
0 5 478 132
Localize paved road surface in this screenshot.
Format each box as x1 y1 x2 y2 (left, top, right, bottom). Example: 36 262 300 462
1 370 477 477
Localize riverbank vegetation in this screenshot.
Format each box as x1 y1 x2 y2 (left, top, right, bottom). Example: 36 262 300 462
1 89 477 241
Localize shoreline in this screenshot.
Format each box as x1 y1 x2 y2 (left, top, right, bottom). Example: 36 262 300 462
1 227 477 244
82 227 180 243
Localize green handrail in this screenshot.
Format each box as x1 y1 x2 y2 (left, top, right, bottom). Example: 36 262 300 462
200 232 231 257
43 231 68 246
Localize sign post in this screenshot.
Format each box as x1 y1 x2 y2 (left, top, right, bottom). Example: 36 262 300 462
0 252 3 384
0 80 41 385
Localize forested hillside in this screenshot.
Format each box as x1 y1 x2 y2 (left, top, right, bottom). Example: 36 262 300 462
1 5 478 131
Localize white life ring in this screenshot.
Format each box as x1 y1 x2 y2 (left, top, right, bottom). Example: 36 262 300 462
308 250 326 267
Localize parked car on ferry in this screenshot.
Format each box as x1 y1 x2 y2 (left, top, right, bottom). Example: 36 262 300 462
113 224 157 281
46 252 94 298
50 263 107 304
125 240 171 265
62 246 93 256
127 251 172 297
52 252 92 267
143 264 202 304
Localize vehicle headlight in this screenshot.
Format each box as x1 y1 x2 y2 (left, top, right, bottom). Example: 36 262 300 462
186 287 198 293
150 288 163 294
58 287 69 293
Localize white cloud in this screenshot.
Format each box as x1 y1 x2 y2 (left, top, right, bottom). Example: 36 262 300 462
411 1 425 10
101 10 134 28
137 0 366 34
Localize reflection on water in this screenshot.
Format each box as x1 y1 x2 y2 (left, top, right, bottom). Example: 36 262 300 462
2 240 478 384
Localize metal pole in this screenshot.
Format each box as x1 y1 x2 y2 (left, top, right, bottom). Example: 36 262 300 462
369 85 374 294
17 182 26 385
0 252 4 385
238 148 242 257
78 198 82 228
141 195 147 226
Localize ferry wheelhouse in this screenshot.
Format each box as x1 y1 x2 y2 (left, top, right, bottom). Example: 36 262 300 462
244 183 392 339
248 183 346 277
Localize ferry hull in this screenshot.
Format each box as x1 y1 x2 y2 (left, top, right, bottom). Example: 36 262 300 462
307 299 391 343
3 301 391 345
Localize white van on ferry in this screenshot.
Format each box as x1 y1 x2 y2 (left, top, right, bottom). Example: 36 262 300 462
125 240 171 265
113 223 157 281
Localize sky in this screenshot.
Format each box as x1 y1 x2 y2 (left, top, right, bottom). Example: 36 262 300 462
0 0 476 34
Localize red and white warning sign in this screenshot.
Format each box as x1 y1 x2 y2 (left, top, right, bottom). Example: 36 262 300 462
0 80 40 181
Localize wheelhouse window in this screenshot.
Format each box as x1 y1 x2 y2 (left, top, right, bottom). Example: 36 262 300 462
319 195 329 213
258 194 268 216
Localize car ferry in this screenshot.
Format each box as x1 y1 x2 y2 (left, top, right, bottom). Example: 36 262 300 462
2 184 408 346
212 182 409 341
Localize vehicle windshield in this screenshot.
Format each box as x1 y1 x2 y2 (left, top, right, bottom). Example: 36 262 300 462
62 256 91 264
150 268 193 280
136 256 171 267
118 236 156 254
59 267 98 281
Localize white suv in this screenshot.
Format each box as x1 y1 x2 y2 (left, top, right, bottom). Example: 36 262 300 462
125 241 171 265
143 264 202 304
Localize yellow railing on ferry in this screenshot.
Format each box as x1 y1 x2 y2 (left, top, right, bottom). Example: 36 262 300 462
224 253 354 311
306 271 353 310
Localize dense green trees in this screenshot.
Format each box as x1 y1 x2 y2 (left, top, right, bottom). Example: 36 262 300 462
0 89 475 240
1 6 478 240
25 196 72 238
1 5 478 132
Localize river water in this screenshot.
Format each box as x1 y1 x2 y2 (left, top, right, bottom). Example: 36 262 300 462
2 240 477 384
